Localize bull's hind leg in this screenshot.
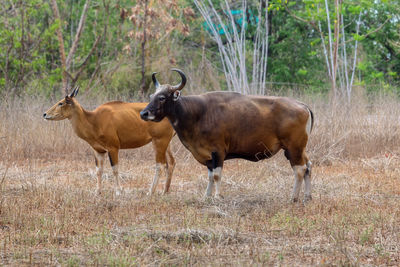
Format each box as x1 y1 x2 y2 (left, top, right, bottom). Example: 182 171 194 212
286 147 312 202
304 160 312 202
292 165 306 202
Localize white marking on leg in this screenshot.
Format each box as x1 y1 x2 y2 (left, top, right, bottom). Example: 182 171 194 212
292 164 307 202
306 108 313 135
205 168 214 197
304 161 312 201
94 151 106 194
163 163 171 194
213 167 222 198
149 163 161 195
112 164 123 196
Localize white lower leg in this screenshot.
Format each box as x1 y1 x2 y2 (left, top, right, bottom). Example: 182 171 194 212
292 164 307 202
163 164 171 194
205 169 215 197
112 164 122 195
304 161 312 201
213 167 222 197
149 163 161 195
94 152 105 194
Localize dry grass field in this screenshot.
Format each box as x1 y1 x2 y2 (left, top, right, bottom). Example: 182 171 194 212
1 93 400 266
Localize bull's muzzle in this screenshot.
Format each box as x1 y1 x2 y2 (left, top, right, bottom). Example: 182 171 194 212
140 110 150 121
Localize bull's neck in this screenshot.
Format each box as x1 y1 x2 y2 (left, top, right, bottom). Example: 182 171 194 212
69 103 95 141
167 96 202 131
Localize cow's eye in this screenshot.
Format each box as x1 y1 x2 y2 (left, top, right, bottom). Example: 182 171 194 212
58 103 63 106
159 95 166 101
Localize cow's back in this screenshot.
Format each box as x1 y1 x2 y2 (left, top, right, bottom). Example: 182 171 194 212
92 102 172 149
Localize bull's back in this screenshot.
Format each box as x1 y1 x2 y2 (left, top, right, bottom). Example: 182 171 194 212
193 93 309 162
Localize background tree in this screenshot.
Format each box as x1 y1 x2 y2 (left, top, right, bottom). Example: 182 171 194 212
0 0 56 96
121 0 194 98
194 0 270 94
50 0 106 95
270 0 396 101
0 0 398 98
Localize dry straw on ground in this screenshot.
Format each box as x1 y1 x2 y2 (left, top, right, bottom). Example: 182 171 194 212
0 93 399 266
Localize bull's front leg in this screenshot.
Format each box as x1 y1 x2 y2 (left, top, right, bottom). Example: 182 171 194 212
205 167 215 197
204 152 223 199
213 167 223 199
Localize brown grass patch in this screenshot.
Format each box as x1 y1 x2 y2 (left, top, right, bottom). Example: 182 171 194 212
0 95 400 265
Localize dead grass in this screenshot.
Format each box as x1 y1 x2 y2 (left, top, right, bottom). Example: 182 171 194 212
0 94 400 266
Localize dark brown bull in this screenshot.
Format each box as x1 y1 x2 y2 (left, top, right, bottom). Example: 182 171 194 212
140 69 314 202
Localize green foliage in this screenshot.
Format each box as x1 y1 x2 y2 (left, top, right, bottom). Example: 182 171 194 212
0 0 399 97
360 0 400 86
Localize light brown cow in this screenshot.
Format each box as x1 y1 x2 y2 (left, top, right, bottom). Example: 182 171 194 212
43 87 175 195
140 69 314 202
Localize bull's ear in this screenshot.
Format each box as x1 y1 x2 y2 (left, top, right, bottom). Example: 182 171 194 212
173 91 181 101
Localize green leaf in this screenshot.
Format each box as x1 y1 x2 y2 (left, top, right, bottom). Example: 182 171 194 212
353 33 365 41
297 68 308 76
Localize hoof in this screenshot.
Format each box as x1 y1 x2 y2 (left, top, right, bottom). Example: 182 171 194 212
115 188 124 196
162 190 169 195
203 194 212 201
292 197 299 203
303 195 312 203
215 194 224 200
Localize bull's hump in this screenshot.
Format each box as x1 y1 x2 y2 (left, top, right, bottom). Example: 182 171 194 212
202 91 247 101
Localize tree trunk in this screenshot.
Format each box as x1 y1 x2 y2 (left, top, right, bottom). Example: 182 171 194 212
66 0 91 70
139 0 149 100
332 0 341 99
50 0 68 95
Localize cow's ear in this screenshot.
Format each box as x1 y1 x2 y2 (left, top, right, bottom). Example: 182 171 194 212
173 91 181 101
65 96 73 104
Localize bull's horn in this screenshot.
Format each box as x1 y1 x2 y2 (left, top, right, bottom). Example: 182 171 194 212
171 69 186 91
152 72 160 89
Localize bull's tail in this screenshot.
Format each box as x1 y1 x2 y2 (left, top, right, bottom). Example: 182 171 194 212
305 105 314 135
296 101 314 135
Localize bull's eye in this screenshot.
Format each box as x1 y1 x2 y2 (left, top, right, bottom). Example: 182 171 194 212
159 95 166 101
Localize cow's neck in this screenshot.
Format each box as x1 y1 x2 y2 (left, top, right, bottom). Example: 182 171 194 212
69 103 95 141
